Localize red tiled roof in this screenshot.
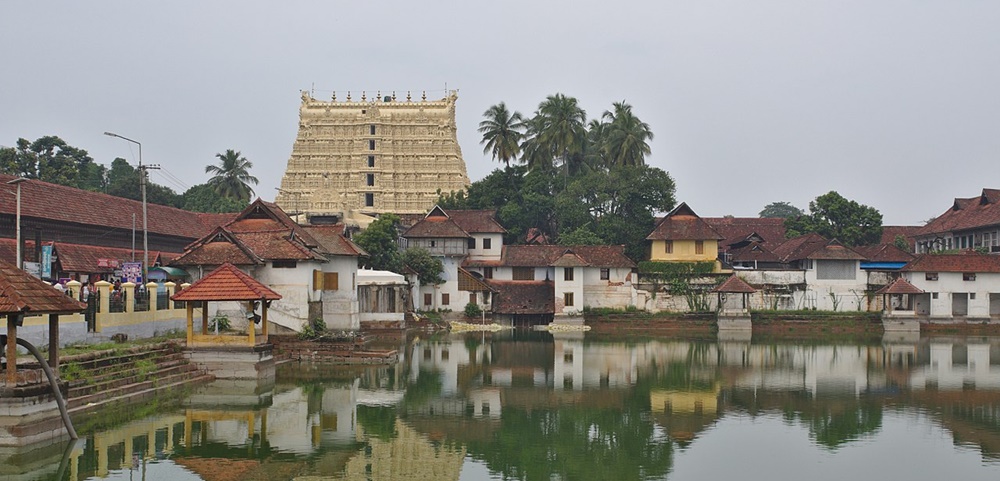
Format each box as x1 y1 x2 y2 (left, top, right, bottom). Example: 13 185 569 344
918 188 1000 237
487 280 554 315
853 244 915 263
447 210 507 234
770 234 864 262
402 207 506 238
875 277 924 295
0 174 225 240
403 216 470 239
171 229 259 266
500 245 636 268
711 275 756 293
727 241 782 263
901 252 1000 273
171 263 281 302
880 226 920 249
0 239 178 273
0 260 87 314
704 217 787 250
303 225 368 257
647 203 724 241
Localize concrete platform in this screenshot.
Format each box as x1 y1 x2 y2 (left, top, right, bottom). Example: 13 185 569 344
186 344 275 381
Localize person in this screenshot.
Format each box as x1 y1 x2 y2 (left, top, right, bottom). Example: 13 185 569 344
81 282 90 302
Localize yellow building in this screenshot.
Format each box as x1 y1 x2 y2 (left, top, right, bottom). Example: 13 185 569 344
646 203 724 272
276 90 470 223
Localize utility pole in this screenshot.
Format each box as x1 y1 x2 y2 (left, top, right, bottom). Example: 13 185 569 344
105 132 159 282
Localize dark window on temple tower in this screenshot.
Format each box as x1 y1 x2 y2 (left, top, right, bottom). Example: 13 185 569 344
369 139 376 150
370 124 376 135
365 193 374 207
368 155 375 168
367 174 375 186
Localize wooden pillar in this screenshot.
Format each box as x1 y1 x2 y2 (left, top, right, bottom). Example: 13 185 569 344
186 302 194 346
201 303 209 335
247 301 255 346
261 303 269 342
48 313 59 368
6 314 17 387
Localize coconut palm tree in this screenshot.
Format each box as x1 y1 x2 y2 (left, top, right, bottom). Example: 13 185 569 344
478 102 525 166
206 149 259 201
520 93 587 178
602 101 653 167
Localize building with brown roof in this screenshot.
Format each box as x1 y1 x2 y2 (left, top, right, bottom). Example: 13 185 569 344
646 203 724 273
170 200 365 331
900 252 1000 318
914 188 1000 254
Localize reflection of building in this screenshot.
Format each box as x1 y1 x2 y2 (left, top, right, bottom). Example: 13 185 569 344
276 91 470 221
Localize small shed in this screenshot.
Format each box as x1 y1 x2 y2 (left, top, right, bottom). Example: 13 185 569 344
711 275 756 312
1 260 86 385
171 263 281 348
875 277 923 313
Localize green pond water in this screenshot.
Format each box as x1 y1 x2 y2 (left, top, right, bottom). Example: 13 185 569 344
9 330 1000 481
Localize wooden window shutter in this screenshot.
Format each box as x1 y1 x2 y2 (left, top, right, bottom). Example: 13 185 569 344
324 272 339 290
313 270 324 290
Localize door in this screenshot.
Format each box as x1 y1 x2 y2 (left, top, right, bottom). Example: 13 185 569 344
952 293 969 317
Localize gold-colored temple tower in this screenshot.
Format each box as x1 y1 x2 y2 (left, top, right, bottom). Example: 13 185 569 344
276 90 470 224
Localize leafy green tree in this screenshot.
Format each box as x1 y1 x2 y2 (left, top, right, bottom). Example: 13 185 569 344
557 225 604 246
601 101 653 168
401 247 444 285
0 136 106 190
784 191 883 246
524 94 588 178
893 234 911 253
105 157 181 207
206 149 258 202
182 183 248 213
759 201 804 218
478 102 525 166
354 214 404 273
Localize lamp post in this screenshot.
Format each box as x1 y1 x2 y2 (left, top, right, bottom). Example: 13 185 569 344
104 132 150 282
6 177 27 269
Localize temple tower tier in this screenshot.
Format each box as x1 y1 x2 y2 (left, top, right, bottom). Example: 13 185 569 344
277 90 470 221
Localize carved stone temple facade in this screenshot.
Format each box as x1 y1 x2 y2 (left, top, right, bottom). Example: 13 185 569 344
276 90 470 224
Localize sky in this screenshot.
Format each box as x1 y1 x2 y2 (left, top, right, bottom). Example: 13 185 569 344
2 1 999 226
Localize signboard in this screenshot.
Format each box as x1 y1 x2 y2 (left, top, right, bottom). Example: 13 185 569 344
23 261 41 278
41 245 53 279
122 262 143 284
97 258 120 269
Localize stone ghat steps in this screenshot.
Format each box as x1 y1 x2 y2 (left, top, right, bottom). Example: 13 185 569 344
66 359 198 404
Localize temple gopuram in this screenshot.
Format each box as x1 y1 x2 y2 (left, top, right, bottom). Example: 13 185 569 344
276 90 470 225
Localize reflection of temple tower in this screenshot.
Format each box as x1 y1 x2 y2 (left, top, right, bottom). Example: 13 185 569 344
277 90 470 222
345 420 466 480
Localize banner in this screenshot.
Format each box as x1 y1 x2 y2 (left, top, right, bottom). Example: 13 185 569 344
122 262 143 284
41 244 53 279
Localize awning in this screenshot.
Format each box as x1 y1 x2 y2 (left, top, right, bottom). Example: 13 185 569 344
150 266 190 277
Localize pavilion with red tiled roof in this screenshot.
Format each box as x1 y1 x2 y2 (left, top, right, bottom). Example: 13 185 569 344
1 260 86 386
172 263 281 348
875 277 924 313
711 275 756 312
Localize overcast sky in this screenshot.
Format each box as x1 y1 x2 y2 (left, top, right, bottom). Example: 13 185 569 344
3 1 998 225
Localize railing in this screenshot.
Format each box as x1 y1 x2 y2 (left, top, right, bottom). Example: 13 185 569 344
134 289 150 312
157 288 170 311
109 290 127 313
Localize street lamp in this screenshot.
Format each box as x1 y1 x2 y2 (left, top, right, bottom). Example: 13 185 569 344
6 177 27 269
104 131 150 282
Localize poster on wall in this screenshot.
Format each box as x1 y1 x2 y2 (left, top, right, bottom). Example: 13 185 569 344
41 244 53 279
122 262 143 284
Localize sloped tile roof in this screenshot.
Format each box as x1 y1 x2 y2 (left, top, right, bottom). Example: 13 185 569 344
875 277 924 295
171 263 281 302
704 217 787 249
711 275 756 293
448 210 507 234
402 216 470 239
303 225 368 257
647 203 724 241
487 280 554 315
0 239 178 273
918 188 1000 237
770 234 864 262
901 251 1000 273
0 174 225 240
853 244 915 263
170 229 259 266
0 260 87 314
880 226 920 249
727 241 782 263
501 245 636 268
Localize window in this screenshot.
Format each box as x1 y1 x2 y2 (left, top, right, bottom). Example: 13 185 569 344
815 260 855 280
695 240 704 255
368 139 376 150
512 267 534 280
272 260 297 268
441 293 450 306
470 293 477 304
483 266 493 279
932 292 939 299
564 292 574 307
366 173 375 186
369 124 376 135
365 193 374 207
468 238 476 249
430 240 436 247
367 155 375 168
424 293 432 306
926 272 939 281
665 240 673 254
600 268 610 280
483 238 492 250
313 270 339 290
970 292 977 300
564 267 574 281
963 273 976 281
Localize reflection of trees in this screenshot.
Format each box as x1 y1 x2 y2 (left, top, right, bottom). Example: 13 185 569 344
462 403 672 481
357 405 398 440
403 370 443 407
803 401 882 448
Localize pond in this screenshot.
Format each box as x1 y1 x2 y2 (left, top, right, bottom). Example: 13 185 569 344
11 330 1000 480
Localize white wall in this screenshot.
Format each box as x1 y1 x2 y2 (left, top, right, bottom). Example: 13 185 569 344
906 271 1000 317
320 256 360 330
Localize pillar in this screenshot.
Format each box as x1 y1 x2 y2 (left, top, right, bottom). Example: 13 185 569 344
262 303 269 342
247 301 255 346
147 282 158 311
48 313 59 368
165 282 176 311
122 282 136 313
202 304 209 335
95 280 111 333
186 302 194 346
66 279 81 301
5 314 17 387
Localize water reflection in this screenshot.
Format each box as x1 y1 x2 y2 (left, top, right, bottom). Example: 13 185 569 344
13 333 1000 480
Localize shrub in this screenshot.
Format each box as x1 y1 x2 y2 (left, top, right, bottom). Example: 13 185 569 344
464 302 482 318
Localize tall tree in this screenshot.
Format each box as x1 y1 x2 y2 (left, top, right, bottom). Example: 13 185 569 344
759 201 804 218
0 136 106 190
182 183 248 213
206 149 259 202
601 101 653 168
784 191 883 246
525 94 588 177
478 102 525 166
353 214 404 273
